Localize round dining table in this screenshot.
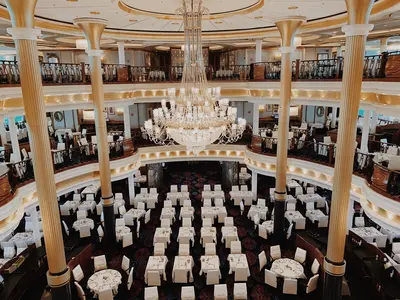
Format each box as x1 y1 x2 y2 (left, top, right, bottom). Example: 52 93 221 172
270 258 306 279
87 269 122 296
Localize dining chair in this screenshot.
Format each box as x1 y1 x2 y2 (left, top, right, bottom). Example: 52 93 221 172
182 218 192 228
205 243 216 255
74 282 86 300
121 255 130 274
234 267 248 282
283 278 298 295
94 255 107 272
145 287 158 300
79 225 91 238
311 258 320 274
230 241 242 254
233 282 247 299
206 270 219 285
174 269 188 283
147 271 161 286
270 245 281 261
179 243 190 256
265 269 277 288
294 247 307 264
306 274 319 294
123 233 133 248
72 264 84 282
98 288 113 300
181 286 195 300
258 251 267 271
214 284 228 300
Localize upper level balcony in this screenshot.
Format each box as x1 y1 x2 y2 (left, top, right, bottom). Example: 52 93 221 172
0 51 398 87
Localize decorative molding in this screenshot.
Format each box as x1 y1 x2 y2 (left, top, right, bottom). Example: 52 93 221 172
342 24 374 37
6 28 41 41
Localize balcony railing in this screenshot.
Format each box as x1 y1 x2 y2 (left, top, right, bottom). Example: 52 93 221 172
0 51 398 86
6 138 135 190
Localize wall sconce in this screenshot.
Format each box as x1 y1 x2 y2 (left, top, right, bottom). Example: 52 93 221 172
259 105 265 113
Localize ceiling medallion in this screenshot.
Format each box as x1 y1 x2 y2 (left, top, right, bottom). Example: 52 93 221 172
144 0 246 154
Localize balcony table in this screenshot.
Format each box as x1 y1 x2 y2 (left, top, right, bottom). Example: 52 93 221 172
81 184 100 197
166 191 189 206
161 207 176 222
286 180 300 189
133 193 159 208
145 256 168 284
261 220 274 234
172 256 194 283
153 227 172 247
201 207 227 223
114 199 125 209
87 269 122 296
115 226 131 241
78 200 96 213
247 205 268 221
229 190 253 206
284 211 306 230
8 232 36 246
227 254 250 277
297 193 325 209
271 258 306 279
64 200 80 212
221 226 239 248
72 218 94 231
350 227 387 245
179 206 195 220
200 255 221 277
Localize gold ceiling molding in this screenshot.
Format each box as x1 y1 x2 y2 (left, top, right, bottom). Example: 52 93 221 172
0 0 397 42
118 0 264 20
0 88 400 112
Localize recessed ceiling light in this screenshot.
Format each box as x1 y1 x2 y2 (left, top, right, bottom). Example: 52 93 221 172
288 6 298 10
254 16 264 19
90 11 100 15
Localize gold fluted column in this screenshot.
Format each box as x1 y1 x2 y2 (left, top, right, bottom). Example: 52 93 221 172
323 1 374 299
273 17 306 243
74 17 116 244
5 1 71 298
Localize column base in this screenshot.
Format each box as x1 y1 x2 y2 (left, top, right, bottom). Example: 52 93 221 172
47 268 72 300
323 257 346 300
273 199 286 243
102 196 116 247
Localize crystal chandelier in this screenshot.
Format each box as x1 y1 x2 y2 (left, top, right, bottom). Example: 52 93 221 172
144 0 246 154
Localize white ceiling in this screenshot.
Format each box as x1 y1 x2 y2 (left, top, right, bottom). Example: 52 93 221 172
0 0 348 32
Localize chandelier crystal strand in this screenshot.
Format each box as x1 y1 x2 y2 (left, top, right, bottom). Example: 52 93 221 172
144 0 246 154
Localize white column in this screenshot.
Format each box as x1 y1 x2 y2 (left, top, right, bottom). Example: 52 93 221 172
255 40 263 63
252 172 258 199
245 49 249 65
117 42 126 65
29 207 42 248
360 110 371 152
337 46 343 57
123 106 131 139
370 110 378 134
9 116 21 162
128 174 135 205
252 103 259 136
331 107 338 129
380 38 388 53
347 198 355 233
0 116 7 146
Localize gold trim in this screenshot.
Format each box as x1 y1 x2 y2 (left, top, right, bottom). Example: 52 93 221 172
117 0 264 20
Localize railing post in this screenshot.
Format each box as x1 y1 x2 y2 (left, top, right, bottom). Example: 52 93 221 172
81 62 86 83
335 57 342 79
379 52 389 78
295 59 300 81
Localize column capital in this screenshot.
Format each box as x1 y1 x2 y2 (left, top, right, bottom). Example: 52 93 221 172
7 27 41 41
275 16 306 47
341 24 374 37
5 0 37 28
345 0 374 25
74 17 108 50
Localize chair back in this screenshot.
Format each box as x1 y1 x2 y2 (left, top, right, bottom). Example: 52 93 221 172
265 269 277 288
240 185 248 191
179 243 190 256
97 226 104 240
122 255 130 273
295 186 303 196
306 187 315 194
318 216 329 228
234 267 248 282
74 282 86 300
73 194 81 201
116 218 125 227
224 217 234 227
239 201 245 214
270 245 281 260
181 286 195 300
203 185 211 191
232 185 239 192
164 200 172 208
86 194 95 201
230 241 242 254
127 268 133 290
214 184 222 191
145 286 159 300
150 188 157 194
203 199 212 207
258 224 267 239
286 202 296 211
62 220 69 236
171 185 178 192
94 255 107 272
283 278 298 295
147 271 161 286
140 188 148 194
154 243 165 256
181 185 188 192
294 247 307 264
306 202 315 211
119 206 127 216
72 264 84 282
206 270 219 285
123 214 134 226
182 218 192 228
311 258 320 274
174 269 188 283
183 200 191 207
98 288 113 300
286 223 294 240
79 225 91 238
203 218 212 227
145 209 151 224
96 204 103 216
205 243 216 255
215 198 224 207
306 274 319 294
258 251 267 271
122 233 133 248
114 193 123 200
60 205 71 216
257 198 266 207
355 217 365 227
138 202 146 210
161 219 171 228
77 210 87 220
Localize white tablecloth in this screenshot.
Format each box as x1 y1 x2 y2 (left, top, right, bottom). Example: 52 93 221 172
350 227 387 244
177 227 195 245
201 207 227 221
153 227 172 246
167 192 189 201
285 211 306 229
72 218 94 231
145 256 168 284
134 193 159 207
270 194 296 203
172 256 194 282
179 207 195 220
87 269 122 295
229 191 253 200
200 255 221 277
161 208 176 222
227 254 250 276
65 200 80 212
201 227 217 244
81 184 100 195
8 232 36 246
202 191 225 200
116 226 131 241
261 220 274 234
286 180 301 189
126 208 146 220
221 226 239 247
271 258 306 279
247 205 269 220
78 200 96 213
306 209 326 222
297 193 323 204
